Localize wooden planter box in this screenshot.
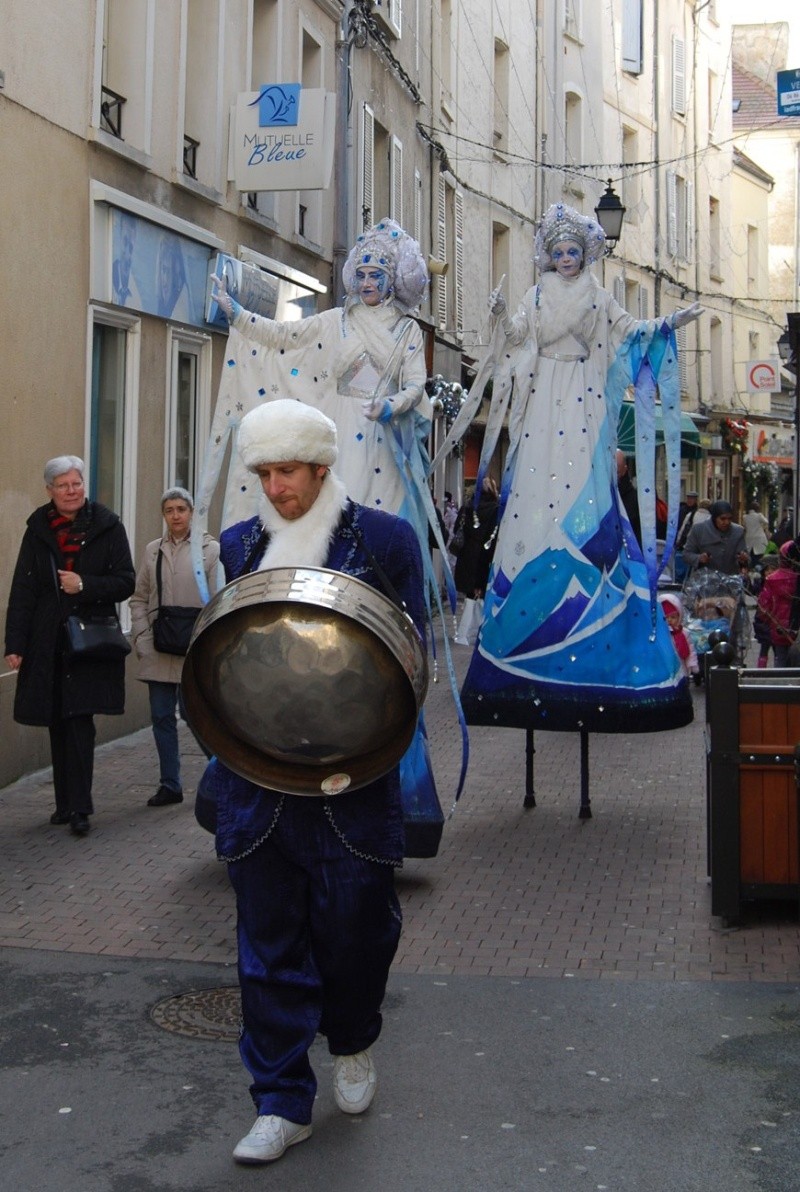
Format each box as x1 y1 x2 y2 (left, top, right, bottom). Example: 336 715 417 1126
706 665 800 925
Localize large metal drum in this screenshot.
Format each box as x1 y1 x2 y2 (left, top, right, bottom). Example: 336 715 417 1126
181 567 428 795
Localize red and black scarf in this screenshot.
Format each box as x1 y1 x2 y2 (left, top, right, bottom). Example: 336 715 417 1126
47 502 91 571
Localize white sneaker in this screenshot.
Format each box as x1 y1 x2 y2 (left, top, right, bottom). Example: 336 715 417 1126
232 1114 312 1164
332 1049 377 1114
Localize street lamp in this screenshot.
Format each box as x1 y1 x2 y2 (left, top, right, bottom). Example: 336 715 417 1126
594 180 626 253
786 312 800 532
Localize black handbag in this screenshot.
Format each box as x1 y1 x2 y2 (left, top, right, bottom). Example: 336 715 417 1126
65 614 131 661
152 550 200 656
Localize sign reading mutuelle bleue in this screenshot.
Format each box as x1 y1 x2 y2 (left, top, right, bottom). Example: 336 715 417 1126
232 84 336 192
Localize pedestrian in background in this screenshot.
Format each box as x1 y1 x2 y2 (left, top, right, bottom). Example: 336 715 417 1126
682 500 749 576
130 487 219 807
4 456 135 835
743 502 769 566
453 476 499 645
756 540 800 667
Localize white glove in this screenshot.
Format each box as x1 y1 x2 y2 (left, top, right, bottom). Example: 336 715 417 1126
362 398 392 422
211 272 234 321
672 302 704 330
489 287 507 317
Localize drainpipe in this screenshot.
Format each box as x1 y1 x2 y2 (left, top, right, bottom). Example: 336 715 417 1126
653 0 661 316
332 1 355 304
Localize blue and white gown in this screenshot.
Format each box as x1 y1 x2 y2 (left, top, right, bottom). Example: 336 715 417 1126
439 267 692 734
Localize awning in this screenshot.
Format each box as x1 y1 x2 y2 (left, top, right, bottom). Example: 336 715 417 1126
617 403 703 460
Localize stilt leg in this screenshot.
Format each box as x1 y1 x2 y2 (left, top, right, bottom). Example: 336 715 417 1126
578 729 592 819
524 727 536 809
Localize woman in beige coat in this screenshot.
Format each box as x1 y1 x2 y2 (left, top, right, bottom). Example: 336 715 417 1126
130 487 220 806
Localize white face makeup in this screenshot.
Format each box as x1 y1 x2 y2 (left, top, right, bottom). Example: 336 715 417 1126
550 239 584 278
355 265 391 305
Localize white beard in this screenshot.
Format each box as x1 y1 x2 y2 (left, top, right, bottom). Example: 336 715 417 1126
256 470 349 571
536 269 598 349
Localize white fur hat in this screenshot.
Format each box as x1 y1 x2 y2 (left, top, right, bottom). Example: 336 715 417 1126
237 399 338 471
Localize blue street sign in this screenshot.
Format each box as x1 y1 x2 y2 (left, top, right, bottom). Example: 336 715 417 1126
777 68 800 117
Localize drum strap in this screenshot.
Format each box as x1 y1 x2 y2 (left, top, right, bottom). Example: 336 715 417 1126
343 510 408 616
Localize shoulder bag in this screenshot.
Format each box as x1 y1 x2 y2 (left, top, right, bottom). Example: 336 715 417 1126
152 549 200 656
51 556 131 662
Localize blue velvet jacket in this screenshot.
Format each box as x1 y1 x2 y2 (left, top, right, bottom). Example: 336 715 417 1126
201 500 425 863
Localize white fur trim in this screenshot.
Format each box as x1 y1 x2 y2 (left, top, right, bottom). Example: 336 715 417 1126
238 399 338 471
257 470 349 571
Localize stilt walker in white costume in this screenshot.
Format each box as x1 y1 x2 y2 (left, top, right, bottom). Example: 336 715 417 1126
434 202 703 740
198 219 440 561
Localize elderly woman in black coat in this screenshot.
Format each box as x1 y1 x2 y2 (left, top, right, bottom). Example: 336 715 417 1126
4 455 135 835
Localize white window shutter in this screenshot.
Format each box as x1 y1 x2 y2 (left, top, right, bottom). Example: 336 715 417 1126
622 0 642 73
361 104 375 231
638 285 648 320
454 190 464 335
414 169 423 245
613 277 625 308
666 171 678 258
672 36 686 115
391 136 403 226
390 0 402 38
676 327 688 393
436 174 447 329
684 179 694 263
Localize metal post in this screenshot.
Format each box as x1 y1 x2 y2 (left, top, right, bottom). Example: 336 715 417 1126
789 312 800 531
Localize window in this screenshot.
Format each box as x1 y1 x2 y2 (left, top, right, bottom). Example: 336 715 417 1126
709 197 721 279
493 40 509 154
749 330 759 358
709 318 722 403
492 223 510 296
440 0 453 113
361 104 375 230
622 127 639 224
747 225 759 291
564 92 583 178
390 137 404 226
672 35 686 116
666 171 693 262
359 109 390 230
435 174 463 334
297 25 324 245
707 70 718 143
371 0 402 40
414 169 423 246
564 0 582 39
245 0 280 222
97 0 152 149
676 327 689 395
183 0 221 188
167 332 212 493
622 0 642 74
89 309 140 586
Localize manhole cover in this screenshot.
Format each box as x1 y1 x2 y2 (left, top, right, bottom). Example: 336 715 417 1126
150 986 241 1042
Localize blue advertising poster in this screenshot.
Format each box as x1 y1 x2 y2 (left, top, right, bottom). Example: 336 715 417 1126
111 209 213 327
777 68 800 117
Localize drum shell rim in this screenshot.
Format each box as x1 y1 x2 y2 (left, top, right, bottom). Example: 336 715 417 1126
181 566 428 795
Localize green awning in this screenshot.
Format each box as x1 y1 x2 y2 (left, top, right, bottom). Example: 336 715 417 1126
617 403 703 460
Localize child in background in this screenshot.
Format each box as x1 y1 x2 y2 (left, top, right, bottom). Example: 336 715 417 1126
752 552 780 666
658 593 699 680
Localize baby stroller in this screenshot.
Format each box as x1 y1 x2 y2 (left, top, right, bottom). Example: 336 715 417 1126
682 569 752 669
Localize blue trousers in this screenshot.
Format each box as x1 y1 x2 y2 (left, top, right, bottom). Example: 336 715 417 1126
227 797 402 1124
147 681 184 793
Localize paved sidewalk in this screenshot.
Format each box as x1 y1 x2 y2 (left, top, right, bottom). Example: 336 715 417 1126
3 620 800 1190
1 630 799 980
